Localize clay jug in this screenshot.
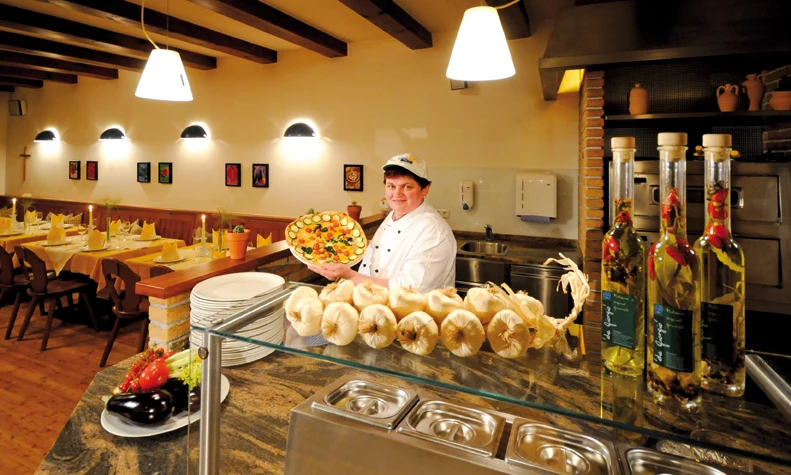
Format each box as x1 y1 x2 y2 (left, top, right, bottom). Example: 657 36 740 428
629 83 649 115
717 84 739 112
742 73 765 111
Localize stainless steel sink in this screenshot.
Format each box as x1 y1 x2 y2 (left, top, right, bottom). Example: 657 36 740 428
460 241 509 255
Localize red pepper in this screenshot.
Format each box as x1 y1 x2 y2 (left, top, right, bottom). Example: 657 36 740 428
647 242 658 281
602 236 619 262
667 188 681 207
707 201 727 220
661 204 676 225
712 188 728 204
614 210 632 226
707 224 728 249
665 245 687 266
677 238 698 267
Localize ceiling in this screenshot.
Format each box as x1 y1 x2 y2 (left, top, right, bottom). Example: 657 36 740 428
0 0 532 92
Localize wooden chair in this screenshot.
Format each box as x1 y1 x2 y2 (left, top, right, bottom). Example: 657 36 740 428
0 247 27 340
100 259 149 367
14 246 98 351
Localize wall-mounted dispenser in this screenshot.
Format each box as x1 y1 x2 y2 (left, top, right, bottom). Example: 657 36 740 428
516 172 557 223
460 180 474 210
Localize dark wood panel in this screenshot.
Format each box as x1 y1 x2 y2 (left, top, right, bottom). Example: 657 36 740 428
0 50 118 80
0 4 216 71
0 65 76 84
41 0 277 64
0 75 43 88
0 31 147 72
0 85 13 92
487 0 531 40
187 0 347 58
339 0 431 50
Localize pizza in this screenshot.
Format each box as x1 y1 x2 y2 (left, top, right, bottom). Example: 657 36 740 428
285 211 367 265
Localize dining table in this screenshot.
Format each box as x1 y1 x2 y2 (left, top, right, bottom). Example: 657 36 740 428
0 225 80 264
23 236 186 289
125 244 220 279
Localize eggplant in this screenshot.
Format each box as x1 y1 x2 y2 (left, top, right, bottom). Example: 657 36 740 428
106 390 173 425
161 378 201 414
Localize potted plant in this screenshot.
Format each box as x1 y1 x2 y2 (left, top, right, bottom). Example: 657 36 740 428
226 225 251 259
346 201 362 221
770 75 791 111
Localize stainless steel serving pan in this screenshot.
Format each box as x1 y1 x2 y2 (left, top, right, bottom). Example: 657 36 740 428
312 378 418 429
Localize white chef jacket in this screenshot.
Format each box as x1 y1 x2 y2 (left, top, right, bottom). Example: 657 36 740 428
358 202 456 293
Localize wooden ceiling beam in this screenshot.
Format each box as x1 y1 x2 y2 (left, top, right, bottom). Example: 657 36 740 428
0 86 14 92
0 65 77 84
486 0 531 40
0 51 118 80
0 4 215 70
0 32 147 72
187 0 347 58
38 0 277 64
0 76 44 88
339 0 432 50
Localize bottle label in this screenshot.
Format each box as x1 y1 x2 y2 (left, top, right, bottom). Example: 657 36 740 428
653 304 694 372
602 291 636 350
701 302 734 365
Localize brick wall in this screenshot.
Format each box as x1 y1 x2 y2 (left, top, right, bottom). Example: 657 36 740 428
763 65 791 158
578 70 605 353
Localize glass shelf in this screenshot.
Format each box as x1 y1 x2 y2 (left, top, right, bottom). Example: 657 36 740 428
192 284 791 472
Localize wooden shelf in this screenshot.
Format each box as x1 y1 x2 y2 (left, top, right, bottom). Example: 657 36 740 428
604 111 791 128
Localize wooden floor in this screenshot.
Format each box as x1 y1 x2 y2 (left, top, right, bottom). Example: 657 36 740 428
0 298 140 475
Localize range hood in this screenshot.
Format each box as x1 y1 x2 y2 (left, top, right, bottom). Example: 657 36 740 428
539 0 791 100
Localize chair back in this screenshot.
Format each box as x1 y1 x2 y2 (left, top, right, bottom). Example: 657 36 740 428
102 258 144 314
0 246 15 287
150 265 173 278
14 246 48 293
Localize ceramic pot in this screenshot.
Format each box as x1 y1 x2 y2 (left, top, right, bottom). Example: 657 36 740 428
226 229 251 259
742 73 766 111
769 91 791 111
346 204 362 221
717 84 739 112
629 83 649 115
379 198 391 213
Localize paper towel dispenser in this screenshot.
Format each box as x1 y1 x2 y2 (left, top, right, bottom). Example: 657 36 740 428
516 172 557 223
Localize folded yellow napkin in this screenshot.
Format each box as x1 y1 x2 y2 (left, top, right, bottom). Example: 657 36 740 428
212 229 226 250
47 224 67 245
257 233 272 248
24 210 37 225
0 217 13 234
140 221 156 240
86 229 105 250
51 213 64 227
109 219 121 235
161 242 180 261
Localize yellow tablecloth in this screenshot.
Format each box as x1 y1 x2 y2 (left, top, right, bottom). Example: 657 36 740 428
24 237 186 289
126 244 219 279
0 228 80 254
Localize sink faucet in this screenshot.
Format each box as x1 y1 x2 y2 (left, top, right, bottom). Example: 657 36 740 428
484 224 493 241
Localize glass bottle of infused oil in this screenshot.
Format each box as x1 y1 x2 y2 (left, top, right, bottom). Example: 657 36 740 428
694 134 746 397
601 137 645 376
647 132 701 411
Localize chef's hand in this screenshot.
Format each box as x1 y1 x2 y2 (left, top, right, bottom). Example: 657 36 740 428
308 263 354 281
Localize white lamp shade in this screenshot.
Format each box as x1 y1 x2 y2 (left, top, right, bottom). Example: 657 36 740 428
446 6 515 81
135 49 193 101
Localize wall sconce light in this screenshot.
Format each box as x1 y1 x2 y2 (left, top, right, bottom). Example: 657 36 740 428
180 124 208 139
34 129 57 142
99 127 126 141
284 122 316 138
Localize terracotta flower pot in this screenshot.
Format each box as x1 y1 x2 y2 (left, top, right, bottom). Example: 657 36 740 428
347 203 362 221
226 229 251 259
769 91 791 111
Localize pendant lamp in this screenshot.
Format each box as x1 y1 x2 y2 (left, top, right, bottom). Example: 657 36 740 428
446 6 515 81
134 0 192 101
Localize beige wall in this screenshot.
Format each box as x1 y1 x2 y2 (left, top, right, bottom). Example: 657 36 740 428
3 14 578 238
0 92 7 195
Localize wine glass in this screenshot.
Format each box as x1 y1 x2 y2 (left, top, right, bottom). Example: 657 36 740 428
76 224 88 243
119 221 131 248
36 212 43 223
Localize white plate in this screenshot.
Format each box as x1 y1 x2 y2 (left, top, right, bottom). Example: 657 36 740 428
100 375 230 438
82 244 111 252
41 239 73 247
154 255 186 264
40 224 74 230
134 235 162 241
192 272 285 302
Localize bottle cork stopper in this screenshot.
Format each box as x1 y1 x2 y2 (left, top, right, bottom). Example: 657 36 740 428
702 134 732 148
611 137 636 149
657 132 688 146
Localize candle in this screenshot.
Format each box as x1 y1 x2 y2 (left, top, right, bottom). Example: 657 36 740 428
201 215 206 246
88 205 93 230
11 198 16 218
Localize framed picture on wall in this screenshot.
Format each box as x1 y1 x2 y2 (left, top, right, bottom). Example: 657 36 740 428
225 163 241 187
252 163 269 188
158 162 173 184
68 161 80 180
86 161 98 181
343 164 364 191
137 162 151 183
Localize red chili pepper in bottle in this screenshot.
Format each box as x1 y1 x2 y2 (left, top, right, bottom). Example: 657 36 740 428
677 238 697 266
648 242 658 281
665 245 687 266
614 210 633 226
667 188 681 207
603 236 620 262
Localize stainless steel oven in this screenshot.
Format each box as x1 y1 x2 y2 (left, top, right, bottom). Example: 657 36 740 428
610 161 791 314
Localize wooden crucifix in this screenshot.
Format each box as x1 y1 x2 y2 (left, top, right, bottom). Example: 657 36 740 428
19 146 31 181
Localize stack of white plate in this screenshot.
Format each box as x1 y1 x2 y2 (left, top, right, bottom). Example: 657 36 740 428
189 272 286 367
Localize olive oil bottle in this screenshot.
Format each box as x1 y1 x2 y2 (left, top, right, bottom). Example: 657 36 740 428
647 133 701 411
694 134 746 397
601 137 645 376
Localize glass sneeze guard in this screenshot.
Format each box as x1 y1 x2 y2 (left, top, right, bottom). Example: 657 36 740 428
191 282 791 474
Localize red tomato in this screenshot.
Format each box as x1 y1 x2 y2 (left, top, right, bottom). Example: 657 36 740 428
138 360 169 392
313 243 321 251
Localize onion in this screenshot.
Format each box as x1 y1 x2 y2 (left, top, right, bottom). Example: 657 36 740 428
319 279 354 305
352 280 390 312
424 287 464 325
389 286 426 321
463 285 508 324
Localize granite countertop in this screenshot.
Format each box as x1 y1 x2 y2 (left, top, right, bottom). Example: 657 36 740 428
453 231 580 266
38 335 791 474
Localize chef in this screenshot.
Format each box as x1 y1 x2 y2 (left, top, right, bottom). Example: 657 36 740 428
309 153 456 292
